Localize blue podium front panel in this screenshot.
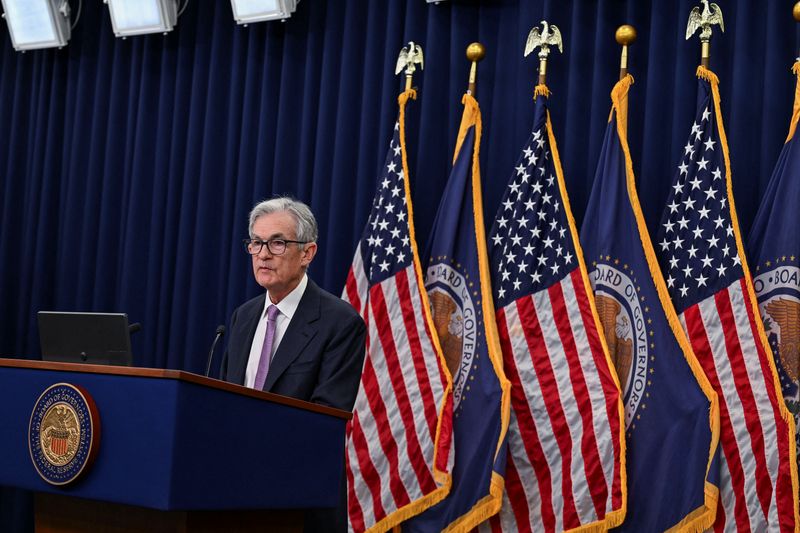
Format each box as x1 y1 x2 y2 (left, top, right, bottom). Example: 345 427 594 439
0 363 346 510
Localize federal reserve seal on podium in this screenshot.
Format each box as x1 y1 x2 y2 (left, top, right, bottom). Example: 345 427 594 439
28 383 100 486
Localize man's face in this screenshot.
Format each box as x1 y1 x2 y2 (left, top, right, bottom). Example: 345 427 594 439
251 211 317 303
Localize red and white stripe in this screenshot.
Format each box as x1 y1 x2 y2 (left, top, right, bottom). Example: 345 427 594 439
343 245 452 532
343 244 368 315
487 268 624 532
679 278 796 533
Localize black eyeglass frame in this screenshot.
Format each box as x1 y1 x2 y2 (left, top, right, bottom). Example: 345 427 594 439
243 238 309 256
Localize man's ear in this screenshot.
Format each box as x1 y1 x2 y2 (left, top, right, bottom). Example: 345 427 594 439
301 242 318 266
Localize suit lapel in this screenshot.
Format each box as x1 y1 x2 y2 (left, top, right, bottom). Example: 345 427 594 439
263 279 320 391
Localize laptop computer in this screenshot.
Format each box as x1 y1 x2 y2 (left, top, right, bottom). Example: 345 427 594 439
38 311 133 366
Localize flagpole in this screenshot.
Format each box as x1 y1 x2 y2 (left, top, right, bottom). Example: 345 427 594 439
466 42 485 96
538 53 548 86
616 25 636 80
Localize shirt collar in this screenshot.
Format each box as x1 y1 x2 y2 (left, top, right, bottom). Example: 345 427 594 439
264 274 308 321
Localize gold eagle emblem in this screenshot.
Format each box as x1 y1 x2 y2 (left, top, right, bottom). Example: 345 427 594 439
764 297 800 381
430 291 463 379
595 295 633 391
40 404 80 466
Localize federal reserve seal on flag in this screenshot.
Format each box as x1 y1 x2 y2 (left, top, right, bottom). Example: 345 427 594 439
426 259 478 410
590 258 654 430
754 262 800 429
28 383 100 486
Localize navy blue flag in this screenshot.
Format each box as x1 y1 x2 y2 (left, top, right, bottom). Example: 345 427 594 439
748 62 800 491
580 75 719 532
404 94 510 532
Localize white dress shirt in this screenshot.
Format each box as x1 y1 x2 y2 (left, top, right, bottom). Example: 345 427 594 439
244 274 309 389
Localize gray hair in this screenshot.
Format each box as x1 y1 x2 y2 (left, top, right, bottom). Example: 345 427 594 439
248 197 318 243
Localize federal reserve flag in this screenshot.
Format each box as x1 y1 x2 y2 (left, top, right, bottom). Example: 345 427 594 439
654 66 799 532
344 89 454 532
748 61 800 504
404 93 510 532
483 83 626 532
580 75 720 532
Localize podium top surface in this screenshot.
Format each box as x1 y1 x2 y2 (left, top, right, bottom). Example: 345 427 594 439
0 357 351 420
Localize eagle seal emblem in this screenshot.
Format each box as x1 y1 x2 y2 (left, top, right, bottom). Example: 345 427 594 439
590 260 652 429
429 291 464 379
754 264 800 431
29 383 100 486
426 261 478 409
595 295 634 392
763 297 800 381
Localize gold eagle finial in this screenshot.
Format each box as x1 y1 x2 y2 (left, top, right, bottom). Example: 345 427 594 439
395 41 424 77
525 21 563 86
686 0 724 42
524 20 563 60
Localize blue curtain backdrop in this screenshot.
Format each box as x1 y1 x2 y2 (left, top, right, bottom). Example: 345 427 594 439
0 0 798 530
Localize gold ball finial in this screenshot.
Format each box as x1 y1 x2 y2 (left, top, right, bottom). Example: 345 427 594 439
793 2 800 22
615 25 637 46
466 42 486 62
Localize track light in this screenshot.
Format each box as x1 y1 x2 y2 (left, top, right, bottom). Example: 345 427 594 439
104 0 180 38
230 0 299 25
0 0 72 51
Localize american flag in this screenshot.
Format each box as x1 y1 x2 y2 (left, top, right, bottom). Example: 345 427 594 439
655 68 798 532
484 90 625 532
343 92 453 533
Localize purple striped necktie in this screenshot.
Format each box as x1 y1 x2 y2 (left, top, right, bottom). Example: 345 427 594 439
253 304 279 390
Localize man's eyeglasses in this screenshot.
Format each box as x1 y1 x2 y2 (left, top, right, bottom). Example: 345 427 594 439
243 238 308 256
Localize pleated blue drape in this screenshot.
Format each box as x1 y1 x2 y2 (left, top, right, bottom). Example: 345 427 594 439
1 0 798 530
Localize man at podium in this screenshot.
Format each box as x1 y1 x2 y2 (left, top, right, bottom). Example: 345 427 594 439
220 196 366 412
220 197 366 532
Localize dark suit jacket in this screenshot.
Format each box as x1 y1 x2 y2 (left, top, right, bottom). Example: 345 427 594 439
220 278 366 412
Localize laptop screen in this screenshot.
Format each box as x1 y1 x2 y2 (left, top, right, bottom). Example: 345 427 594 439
38 311 133 366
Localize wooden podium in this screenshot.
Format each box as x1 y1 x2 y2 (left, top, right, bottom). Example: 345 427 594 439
0 359 351 532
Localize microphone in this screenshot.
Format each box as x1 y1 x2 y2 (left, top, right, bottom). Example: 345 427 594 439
205 325 226 377
128 322 142 334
